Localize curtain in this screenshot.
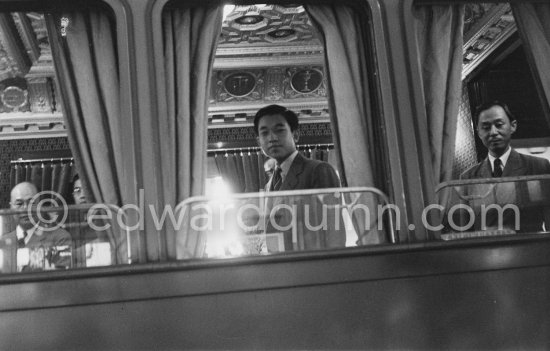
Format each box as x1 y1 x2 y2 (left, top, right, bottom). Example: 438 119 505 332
46 11 128 263
511 3 550 125
161 5 223 259
414 5 464 184
46 12 123 206
213 152 264 193
214 154 245 193
9 160 74 200
242 151 261 193
305 5 385 245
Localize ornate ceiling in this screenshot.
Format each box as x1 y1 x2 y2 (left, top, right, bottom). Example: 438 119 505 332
0 3 520 139
462 3 516 79
0 12 62 139
211 4 328 125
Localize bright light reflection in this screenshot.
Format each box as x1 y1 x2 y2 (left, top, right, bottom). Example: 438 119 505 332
206 176 232 199
205 233 245 258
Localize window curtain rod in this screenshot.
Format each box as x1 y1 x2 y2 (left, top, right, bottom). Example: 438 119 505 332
207 143 334 154
10 157 74 165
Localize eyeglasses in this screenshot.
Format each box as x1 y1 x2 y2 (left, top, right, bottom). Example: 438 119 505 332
72 187 82 195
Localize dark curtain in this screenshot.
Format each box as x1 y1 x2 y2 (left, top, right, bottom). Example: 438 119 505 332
9 160 74 201
213 151 267 193
242 151 260 193
214 154 244 193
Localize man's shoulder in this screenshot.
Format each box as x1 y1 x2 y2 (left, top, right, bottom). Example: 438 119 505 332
297 155 336 174
289 153 340 188
513 150 550 174
516 151 550 165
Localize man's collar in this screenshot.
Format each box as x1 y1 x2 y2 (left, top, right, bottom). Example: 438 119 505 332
488 146 512 168
16 224 40 244
277 150 299 179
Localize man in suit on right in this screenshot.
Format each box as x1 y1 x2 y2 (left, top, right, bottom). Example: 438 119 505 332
460 101 550 232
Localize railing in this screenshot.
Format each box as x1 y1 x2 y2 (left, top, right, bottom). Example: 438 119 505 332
0 204 130 273
174 187 396 259
435 175 550 240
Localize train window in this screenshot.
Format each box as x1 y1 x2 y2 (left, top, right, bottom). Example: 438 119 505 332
417 2 550 239
159 2 393 260
0 5 132 274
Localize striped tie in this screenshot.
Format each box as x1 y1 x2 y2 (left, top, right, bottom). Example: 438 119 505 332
270 167 282 191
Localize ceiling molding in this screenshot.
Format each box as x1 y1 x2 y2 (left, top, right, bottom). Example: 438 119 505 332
0 111 66 139
462 4 516 80
208 100 329 129
213 54 324 69
214 44 324 69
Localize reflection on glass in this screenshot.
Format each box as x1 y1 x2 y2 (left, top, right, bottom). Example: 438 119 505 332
435 175 550 240
0 204 130 274
174 187 393 260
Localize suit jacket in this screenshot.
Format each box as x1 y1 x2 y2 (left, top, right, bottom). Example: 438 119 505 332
1 225 72 273
265 153 345 250
459 149 550 232
461 149 550 179
265 152 341 191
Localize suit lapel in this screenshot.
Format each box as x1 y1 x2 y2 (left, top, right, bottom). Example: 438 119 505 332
280 153 305 191
479 158 493 178
502 149 525 177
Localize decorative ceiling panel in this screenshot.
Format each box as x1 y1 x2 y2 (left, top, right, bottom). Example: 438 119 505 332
462 4 516 80
0 12 60 139
220 5 321 48
209 65 329 126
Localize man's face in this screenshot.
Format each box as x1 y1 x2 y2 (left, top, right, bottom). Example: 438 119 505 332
257 114 298 163
10 184 38 229
477 105 517 157
72 179 88 205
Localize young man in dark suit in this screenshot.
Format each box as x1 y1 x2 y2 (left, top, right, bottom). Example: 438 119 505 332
254 104 345 249
460 101 550 232
254 104 341 191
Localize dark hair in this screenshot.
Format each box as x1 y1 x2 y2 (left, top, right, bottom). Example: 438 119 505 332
253 104 299 135
475 101 517 125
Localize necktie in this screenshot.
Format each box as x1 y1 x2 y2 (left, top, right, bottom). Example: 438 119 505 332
270 167 282 191
493 158 503 177
17 231 27 247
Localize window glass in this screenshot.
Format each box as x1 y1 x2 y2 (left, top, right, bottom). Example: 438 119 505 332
160 2 392 260
0 7 131 274
425 2 550 238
